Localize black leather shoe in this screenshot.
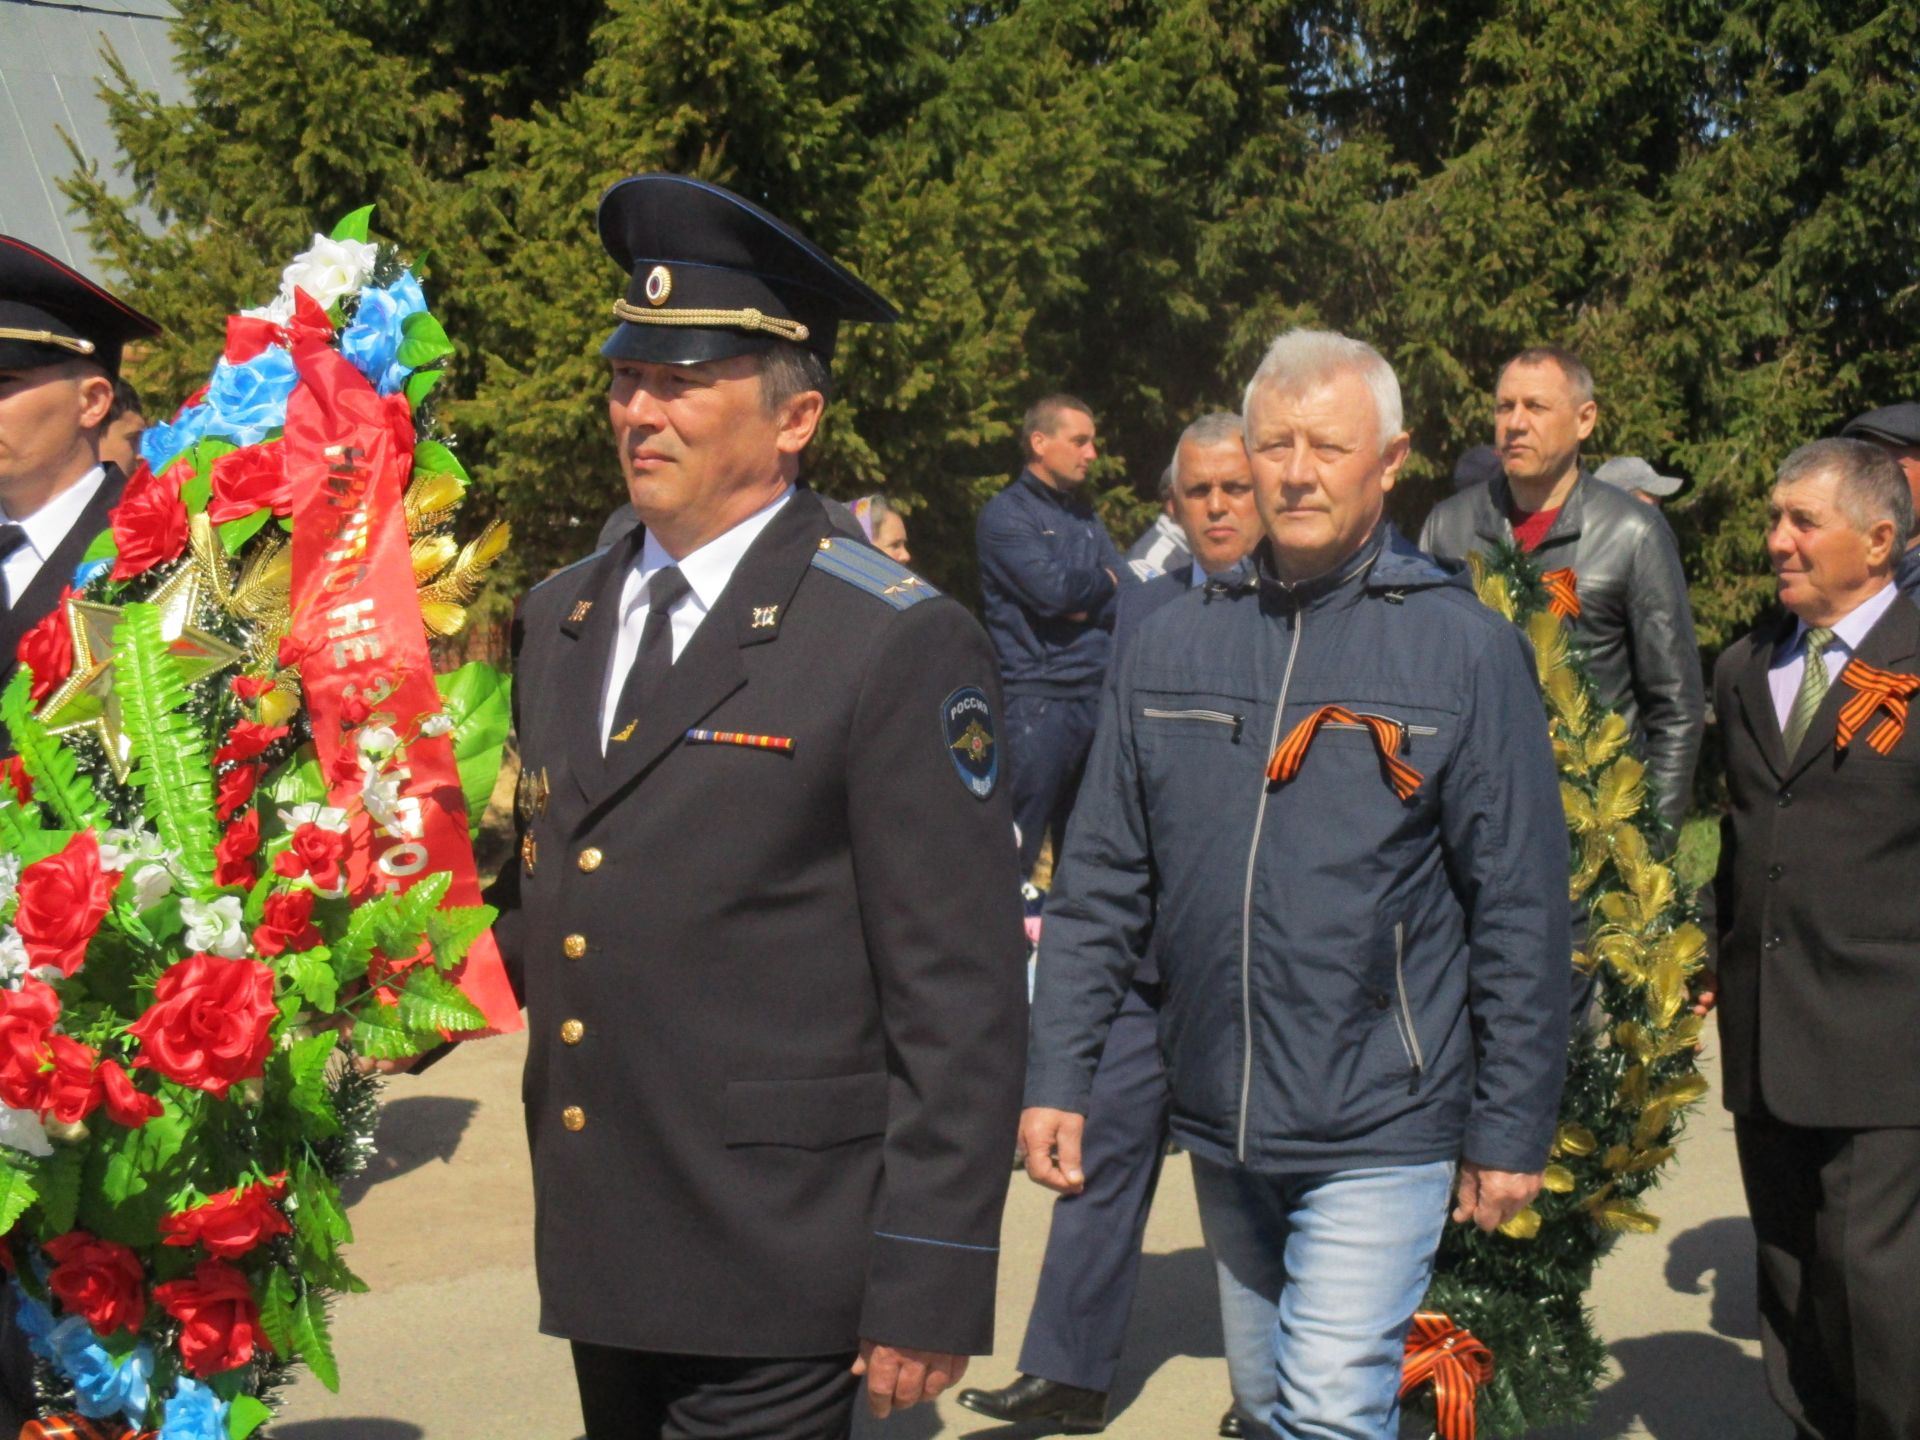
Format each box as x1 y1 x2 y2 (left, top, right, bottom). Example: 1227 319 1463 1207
955 1374 1109 1433
1218 1406 1249 1438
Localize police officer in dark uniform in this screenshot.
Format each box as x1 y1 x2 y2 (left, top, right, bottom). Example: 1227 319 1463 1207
0 236 160 757
1840 402 1920 603
484 175 1027 1439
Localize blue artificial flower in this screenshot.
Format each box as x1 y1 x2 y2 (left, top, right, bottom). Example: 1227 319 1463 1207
339 271 429 396
140 403 213 473
49 1315 153 1426
160 1375 229 1440
199 346 300 447
9 1283 55 1361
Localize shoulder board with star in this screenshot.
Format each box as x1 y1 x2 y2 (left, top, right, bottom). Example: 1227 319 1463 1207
810 536 941 610
528 550 605 601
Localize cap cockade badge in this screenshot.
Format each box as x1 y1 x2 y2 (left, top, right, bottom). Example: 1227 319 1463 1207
644 265 672 307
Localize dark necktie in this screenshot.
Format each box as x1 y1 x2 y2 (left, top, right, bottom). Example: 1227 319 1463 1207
0 525 27 609
605 565 691 753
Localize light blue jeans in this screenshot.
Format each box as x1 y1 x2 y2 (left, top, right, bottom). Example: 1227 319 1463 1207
1192 1156 1454 1440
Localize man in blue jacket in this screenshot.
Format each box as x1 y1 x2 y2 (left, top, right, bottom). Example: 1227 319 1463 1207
1022 331 1570 1440
977 394 1130 876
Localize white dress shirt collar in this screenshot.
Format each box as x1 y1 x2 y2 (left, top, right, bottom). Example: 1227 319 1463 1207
636 484 795 615
3 465 107 563
1785 579 1899 658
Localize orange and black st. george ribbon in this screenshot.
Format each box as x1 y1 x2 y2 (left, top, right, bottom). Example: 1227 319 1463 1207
1399 1311 1494 1440
19 1416 157 1440
1541 567 1580 622
1266 704 1425 801
1835 658 1920 755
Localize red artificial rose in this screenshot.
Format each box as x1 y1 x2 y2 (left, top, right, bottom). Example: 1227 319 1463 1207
337 691 373 727
272 823 349 893
213 809 261 890
108 460 189 582
14 831 120 977
230 676 276 702
127 953 278 1098
0 757 28 806
44 1034 103 1126
252 891 320 958
207 443 291 524
159 1174 290 1259
44 1231 146 1335
97 1059 163 1128
152 1259 269 1376
16 588 74 706
215 763 262 824
0 979 58 1113
213 720 289 767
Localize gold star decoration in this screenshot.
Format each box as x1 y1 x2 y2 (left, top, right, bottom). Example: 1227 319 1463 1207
35 561 246 782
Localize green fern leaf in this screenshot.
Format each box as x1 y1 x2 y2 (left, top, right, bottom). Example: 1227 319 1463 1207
112 603 221 882
0 670 108 831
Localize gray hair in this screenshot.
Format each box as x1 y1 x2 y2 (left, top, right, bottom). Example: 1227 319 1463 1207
757 340 833 415
1155 462 1176 501
1170 411 1246 487
1242 330 1403 451
1777 437 1914 542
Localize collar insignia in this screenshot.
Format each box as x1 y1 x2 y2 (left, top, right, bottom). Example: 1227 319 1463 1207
751 604 780 629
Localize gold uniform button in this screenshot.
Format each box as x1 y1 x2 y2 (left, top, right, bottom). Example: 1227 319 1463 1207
561 1019 585 1045
563 933 587 960
577 847 604 873
562 1106 586 1132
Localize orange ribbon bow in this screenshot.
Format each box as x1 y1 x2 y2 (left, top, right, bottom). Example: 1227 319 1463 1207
1266 705 1425 801
1541 567 1580 622
1835 658 1920 755
1400 1311 1494 1440
19 1417 154 1440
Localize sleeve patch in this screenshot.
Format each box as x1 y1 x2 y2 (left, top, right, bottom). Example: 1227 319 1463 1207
942 686 999 800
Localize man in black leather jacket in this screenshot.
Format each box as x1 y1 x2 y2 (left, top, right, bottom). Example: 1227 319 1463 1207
1420 346 1704 837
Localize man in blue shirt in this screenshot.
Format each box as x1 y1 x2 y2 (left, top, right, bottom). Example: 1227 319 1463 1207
976 394 1130 876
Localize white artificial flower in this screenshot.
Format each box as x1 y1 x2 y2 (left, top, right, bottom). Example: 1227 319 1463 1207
0 929 28 987
279 233 378 313
182 895 247 959
361 769 406 831
0 1105 51 1158
240 292 296 326
127 863 173 914
97 827 165 872
277 803 349 834
419 713 454 738
356 724 400 762
0 854 19 912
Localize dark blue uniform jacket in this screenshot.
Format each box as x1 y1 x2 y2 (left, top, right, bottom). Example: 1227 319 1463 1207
976 469 1127 695
1026 525 1570 1175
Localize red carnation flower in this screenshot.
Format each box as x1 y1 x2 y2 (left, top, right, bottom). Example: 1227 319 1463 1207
159 1174 290 1259
207 442 291 525
153 1259 270 1376
0 757 29 806
44 1231 146 1335
215 763 262 824
16 588 74 706
97 1059 163 1128
213 720 289 767
252 890 321 958
213 809 261 890
230 676 277 702
108 460 189 582
0 979 59 1113
128 953 278 1098
14 831 119 977
272 823 349 893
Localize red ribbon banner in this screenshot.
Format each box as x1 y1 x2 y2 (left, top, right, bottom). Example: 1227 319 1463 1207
1400 1311 1494 1440
282 342 520 1034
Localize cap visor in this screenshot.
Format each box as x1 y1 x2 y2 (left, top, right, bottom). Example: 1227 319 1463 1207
600 323 774 367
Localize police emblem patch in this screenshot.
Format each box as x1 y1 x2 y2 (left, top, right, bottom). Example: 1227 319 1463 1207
942 687 998 800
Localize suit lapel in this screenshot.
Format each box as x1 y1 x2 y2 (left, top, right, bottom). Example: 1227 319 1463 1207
555 540 637 810
0 465 126 680
585 492 827 808
1732 614 1792 782
1782 596 1920 783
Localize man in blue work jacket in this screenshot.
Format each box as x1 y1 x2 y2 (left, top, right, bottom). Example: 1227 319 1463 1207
1023 330 1570 1440
976 394 1131 877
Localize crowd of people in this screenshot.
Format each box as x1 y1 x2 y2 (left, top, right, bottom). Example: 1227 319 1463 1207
1 174 1918 1440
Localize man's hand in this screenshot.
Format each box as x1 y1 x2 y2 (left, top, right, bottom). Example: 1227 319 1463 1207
1452 1162 1541 1233
852 1340 969 1418
1020 1107 1086 1194
1691 967 1718 1018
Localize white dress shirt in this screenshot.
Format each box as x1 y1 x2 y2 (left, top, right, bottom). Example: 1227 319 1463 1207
1767 580 1900 730
598 486 794 749
1 465 107 608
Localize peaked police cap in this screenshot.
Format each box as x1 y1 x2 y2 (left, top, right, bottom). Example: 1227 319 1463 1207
1841 402 1920 450
0 235 160 377
596 174 898 367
